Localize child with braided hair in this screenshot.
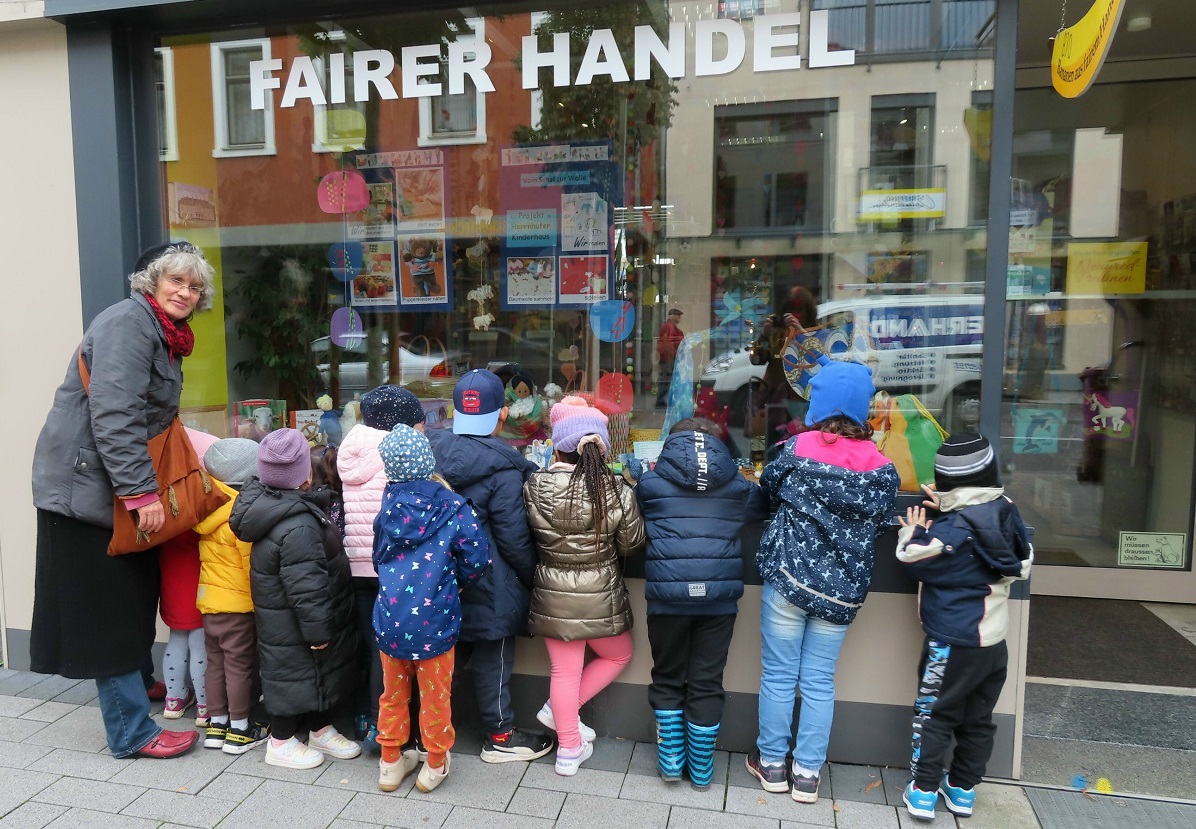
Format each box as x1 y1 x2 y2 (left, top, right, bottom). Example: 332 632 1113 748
523 397 646 776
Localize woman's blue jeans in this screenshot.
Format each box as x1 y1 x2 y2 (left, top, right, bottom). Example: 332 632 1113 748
756 583 849 771
95 670 161 758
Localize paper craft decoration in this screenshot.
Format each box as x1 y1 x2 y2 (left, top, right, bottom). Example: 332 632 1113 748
330 306 365 350
328 241 364 282
589 299 635 343
317 170 370 214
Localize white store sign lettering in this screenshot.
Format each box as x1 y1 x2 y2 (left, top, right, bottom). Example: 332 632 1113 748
250 11 855 110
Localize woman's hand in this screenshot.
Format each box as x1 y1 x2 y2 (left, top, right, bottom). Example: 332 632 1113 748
134 501 166 534
783 313 804 332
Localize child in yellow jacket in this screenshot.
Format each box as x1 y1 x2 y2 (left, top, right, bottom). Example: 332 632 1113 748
197 439 267 756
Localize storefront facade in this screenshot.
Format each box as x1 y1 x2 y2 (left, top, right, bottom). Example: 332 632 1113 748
2 0 1193 787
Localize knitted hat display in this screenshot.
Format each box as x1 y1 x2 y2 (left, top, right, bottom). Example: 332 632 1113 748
934 432 1000 491
379 424 436 483
257 428 313 490
362 384 426 430
204 438 260 486
804 356 876 427
550 395 610 454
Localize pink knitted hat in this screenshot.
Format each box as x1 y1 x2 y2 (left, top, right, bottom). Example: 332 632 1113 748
550 396 609 454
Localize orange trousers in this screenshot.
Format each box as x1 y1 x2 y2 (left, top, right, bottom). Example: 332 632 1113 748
378 648 455 767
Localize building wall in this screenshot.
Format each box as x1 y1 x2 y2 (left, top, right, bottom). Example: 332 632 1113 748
0 14 81 665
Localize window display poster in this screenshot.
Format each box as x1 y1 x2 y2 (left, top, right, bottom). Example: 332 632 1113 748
499 140 619 309
347 181 395 240
352 242 398 306
559 255 608 305
506 255 556 305
398 234 451 309
235 399 287 441
395 166 446 233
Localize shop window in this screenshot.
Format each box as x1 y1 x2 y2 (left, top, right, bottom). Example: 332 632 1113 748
869 93 935 187
210 38 276 158
718 0 769 19
968 90 993 226
714 100 837 234
812 0 994 59
418 18 486 147
154 47 178 162
312 32 367 153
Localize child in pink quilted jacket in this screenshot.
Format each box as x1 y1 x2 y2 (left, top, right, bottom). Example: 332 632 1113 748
336 385 427 752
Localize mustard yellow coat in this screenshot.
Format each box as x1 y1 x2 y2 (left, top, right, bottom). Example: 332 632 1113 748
195 478 253 615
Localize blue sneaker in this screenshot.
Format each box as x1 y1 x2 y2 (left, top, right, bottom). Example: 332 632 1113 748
362 723 381 756
903 782 938 820
939 775 975 816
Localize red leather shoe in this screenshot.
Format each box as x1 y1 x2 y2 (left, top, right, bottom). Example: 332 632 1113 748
146 681 167 701
136 729 199 758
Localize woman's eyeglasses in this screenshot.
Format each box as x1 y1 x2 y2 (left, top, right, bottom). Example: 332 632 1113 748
165 276 204 297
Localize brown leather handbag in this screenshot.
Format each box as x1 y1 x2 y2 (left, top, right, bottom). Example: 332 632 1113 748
77 350 229 555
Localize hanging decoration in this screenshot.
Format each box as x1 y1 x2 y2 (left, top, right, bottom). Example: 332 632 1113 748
1051 0 1127 99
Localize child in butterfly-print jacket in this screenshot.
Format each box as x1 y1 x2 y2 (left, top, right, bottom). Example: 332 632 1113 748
371 425 491 793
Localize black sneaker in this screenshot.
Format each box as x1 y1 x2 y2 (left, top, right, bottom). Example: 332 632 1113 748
480 728 554 763
791 772 820 804
203 723 229 750
222 722 270 756
745 751 789 793
403 734 429 762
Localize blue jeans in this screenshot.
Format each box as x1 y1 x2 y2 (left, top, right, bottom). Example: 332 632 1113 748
96 670 161 758
756 583 849 770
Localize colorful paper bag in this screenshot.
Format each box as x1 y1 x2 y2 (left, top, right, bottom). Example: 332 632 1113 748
870 392 948 492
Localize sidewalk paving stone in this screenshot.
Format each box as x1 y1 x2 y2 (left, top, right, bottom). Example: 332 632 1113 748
41 807 158 829
30 777 147 814
404 752 525 811
0 770 61 820
618 771 727 812
108 742 235 793
578 737 634 773
20 707 108 753
225 747 329 783
216 778 354 829
27 748 132 782
829 763 888 804
15 677 83 702
895 801 956 828
314 756 417 796
0 717 47 744
832 799 901 829
443 805 555 829
0 674 46 697
0 802 68 829
338 790 453 828
21 703 78 724
668 804 781 829
521 760 626 798
0 696 42 719
0 740 54 771
555 792 670 829
119 788 237 829
723 785 836 825
193 772 263 801
504 786 565 820
50 683 99 707
964 785 1041 829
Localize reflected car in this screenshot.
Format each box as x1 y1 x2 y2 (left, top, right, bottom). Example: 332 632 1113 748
311 335 470 393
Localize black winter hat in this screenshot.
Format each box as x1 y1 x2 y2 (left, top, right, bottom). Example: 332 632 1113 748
361 384 425 430
934 432 1000 491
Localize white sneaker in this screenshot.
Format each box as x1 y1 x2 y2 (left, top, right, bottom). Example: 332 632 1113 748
265 736 325 770
536 701 597 742
416 751 451 792
308 726 361 759
379 750 419 792
554 740 594 777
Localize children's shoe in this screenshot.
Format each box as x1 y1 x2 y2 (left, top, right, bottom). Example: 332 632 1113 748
162 688 195 720
554 741 593 777
480 728 554 763
265 736 325 769
222 722 269 755
416 751 451 792
195 704 210 728
354 713 371 741
378 750 419 792
654 709 684 782
536 701 597 742
308 726 361 760
745 751 789 793
790 772 820 804
939 775 975 816
903 782 939 820
145 680 167 701
362 723 381 756
685 721 719 790
203 723 229 749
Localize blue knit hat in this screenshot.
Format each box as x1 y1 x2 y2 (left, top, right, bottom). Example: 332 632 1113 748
804 355 875 427
379 424 436 483
362 384 425 430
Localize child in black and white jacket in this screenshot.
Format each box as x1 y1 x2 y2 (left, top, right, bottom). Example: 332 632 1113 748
896 432 1033 822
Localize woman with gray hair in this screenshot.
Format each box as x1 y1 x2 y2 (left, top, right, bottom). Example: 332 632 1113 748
30 241 216 760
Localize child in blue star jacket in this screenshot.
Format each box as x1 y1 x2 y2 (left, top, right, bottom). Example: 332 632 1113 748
749 355 900 805
372 424 491 794
895 432 1032 822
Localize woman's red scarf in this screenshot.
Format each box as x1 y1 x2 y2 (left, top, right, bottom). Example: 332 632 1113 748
144 294 195 360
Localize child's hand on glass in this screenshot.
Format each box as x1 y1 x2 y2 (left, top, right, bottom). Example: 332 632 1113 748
920 483 941 512
899 506 933 530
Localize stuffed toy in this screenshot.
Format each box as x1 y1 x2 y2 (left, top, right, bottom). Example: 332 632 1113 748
498 372 547 448
316 394 343 447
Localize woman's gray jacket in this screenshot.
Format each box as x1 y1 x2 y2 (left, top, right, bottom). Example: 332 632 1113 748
33 293 183 528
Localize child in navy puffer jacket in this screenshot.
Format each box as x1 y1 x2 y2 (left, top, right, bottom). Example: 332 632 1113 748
749 355 899 805
373 424 491 795
635 418 769 788
895 432 1032 822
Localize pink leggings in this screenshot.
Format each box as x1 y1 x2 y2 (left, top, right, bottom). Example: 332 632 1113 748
544 632 633 749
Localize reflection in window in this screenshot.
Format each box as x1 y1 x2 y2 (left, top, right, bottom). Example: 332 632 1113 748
418 18 486 146
210 39 275 156
312 32 367 152
870 94 935 188
813 0 994 58
714 101 836 233
154 47 178 162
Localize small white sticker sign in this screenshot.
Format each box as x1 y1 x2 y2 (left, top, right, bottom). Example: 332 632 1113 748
1117 532 1187 569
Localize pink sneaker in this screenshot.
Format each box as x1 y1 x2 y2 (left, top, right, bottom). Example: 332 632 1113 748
163 688 195 720
195 703 210 727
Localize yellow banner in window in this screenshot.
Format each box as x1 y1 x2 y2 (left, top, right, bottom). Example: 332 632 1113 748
858 189 946 220
1051 0 1127 99
1065 242 1146 295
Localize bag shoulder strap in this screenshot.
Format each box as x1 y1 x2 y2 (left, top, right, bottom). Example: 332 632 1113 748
77 348 91 395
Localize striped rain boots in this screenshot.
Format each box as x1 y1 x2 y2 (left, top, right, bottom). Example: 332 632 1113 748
654 709 685 782
686 721 720 790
